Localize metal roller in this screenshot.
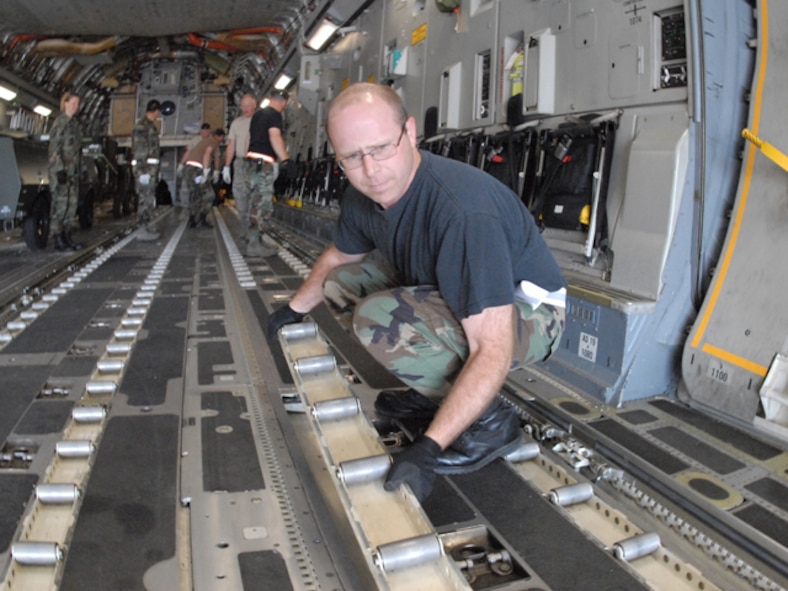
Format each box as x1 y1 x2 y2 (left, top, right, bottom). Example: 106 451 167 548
613 532 661 561
121 317 143 328
293 354 336 377
36 483 80 504
131 299 151 307
106 343 132 356
72 406 107 423
312 397 360 422
55 440 94 458
127 307 147 316
11 541 63 565
20 310 38 321
7 320 26 331
337 454 392 485
96 359 124 373
548 482 594 507
505 441 540 462
373 534 443 572
85 381 117 395
113 329 138 341
280 321 318 340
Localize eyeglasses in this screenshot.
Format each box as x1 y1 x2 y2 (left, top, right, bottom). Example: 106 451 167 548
337 123 407 171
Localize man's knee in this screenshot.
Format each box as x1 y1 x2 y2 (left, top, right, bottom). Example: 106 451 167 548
323 264 369 316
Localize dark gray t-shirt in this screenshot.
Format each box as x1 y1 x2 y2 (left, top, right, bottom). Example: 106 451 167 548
333 150 566 319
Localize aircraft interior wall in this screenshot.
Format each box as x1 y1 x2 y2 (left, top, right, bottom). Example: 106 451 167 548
268 0 758 420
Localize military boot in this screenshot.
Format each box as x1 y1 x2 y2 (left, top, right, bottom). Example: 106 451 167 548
188 215 197 228
62 231 83 251
53 232 67 251
375 389 439 421
198 213 213 228
245 235 278 258
136 226 160 242
434 396 523 475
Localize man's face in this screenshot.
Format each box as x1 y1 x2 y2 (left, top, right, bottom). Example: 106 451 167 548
64 96 80 117
200 128 210 138
241 96 256 118
329 101 419 210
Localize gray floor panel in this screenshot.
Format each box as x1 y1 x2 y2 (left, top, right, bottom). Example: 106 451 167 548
59 414 179 591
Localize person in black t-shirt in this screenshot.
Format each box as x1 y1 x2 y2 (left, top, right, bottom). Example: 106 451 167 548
243 90 295 257
268 83 566 501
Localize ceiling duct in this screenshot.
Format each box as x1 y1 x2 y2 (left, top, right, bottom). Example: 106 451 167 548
32 36 124 57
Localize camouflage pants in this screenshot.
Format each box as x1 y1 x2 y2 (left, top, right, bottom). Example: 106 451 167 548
244 160 278 235
323 258 565 398
231 159 252 235
48 175 78 234
134 165 158 224
183 166 213 218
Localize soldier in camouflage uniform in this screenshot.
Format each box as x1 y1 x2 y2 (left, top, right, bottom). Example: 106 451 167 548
267 83 566 502
243 90 296 257
183 128 224 228
131 99 162 241
47 91 83 251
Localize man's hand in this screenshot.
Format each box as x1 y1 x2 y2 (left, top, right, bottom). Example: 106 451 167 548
266 305 306 340
384 436 441 502
56 170 68 185
222 165 232 184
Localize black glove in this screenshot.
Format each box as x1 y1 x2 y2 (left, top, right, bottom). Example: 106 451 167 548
384 435 441 502
266 305 306 340
282 159 298 179
56 170 68 185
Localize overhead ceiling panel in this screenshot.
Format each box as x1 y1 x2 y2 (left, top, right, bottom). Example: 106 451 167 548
0 0 305 37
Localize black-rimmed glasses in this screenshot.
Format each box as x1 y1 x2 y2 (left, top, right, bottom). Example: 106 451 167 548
336 123 407 171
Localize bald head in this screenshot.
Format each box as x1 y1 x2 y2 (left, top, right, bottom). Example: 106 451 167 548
327 83 408 140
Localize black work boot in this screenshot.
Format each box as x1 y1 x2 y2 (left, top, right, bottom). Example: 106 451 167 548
188 215 197 228
62 231 82 251
53 232 67 251
375 388 439 420
198 213 213 228
434 396 523 475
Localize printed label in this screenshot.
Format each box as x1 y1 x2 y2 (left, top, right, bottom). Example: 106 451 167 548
706 361 733 385
578 332 598 363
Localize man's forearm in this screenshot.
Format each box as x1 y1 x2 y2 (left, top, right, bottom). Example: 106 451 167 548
225 139 236 167
424 304 515 449
424 350 509 449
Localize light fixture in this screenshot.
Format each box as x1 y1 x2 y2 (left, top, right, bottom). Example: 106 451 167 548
306 18 339 51
260 98 270 109
274 73 293 90
0 84 17 102
33 105 52 117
